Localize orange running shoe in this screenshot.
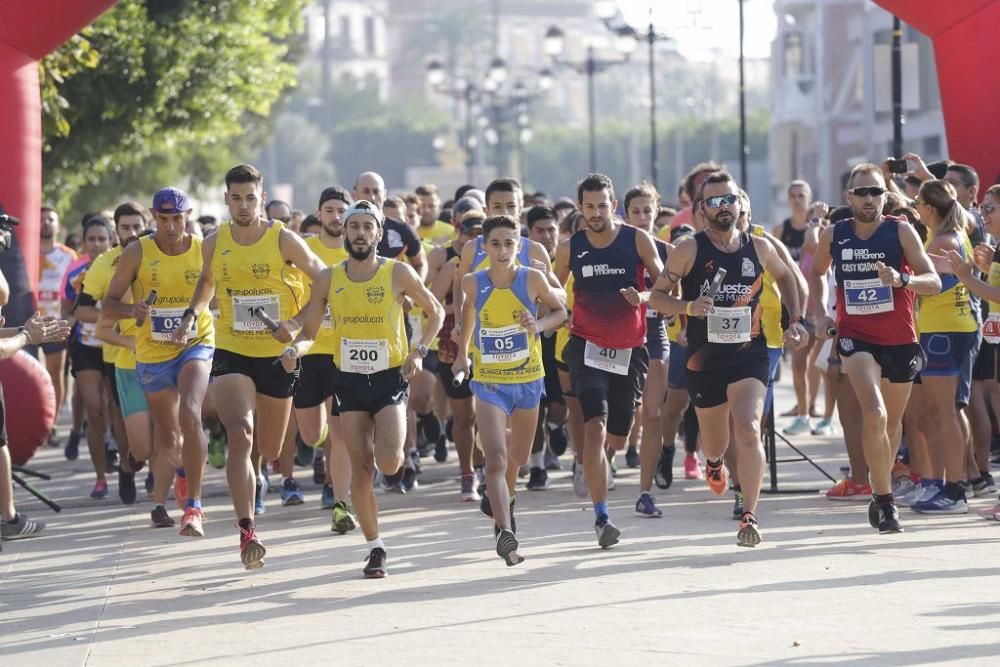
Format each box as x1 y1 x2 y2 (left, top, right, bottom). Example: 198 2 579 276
174 474 188 511
178 507 206 537
704 460 728 496
239 524 266 570
825 478 873 501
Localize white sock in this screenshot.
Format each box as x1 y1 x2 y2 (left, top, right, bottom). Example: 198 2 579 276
367 537 385 552
530 451 544 468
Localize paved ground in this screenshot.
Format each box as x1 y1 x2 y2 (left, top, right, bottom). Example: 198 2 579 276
2 378 1000 667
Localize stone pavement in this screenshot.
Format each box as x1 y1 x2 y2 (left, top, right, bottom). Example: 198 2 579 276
2 379 1000 667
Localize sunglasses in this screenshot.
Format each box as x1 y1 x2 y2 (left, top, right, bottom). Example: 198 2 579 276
981 202 996 215
704 194 739 209
850 186 886 198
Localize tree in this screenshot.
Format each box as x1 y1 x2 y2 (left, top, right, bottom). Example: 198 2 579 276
40 0 308 215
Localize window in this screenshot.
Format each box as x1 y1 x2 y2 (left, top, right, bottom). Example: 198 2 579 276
783 32 803 77
364 16 376 56
339 15 352 53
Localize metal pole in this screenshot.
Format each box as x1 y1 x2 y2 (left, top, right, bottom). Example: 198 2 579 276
464 85 474 183
648 21 658 188
738 0 748 186
891 16 903 157
587 47 597 173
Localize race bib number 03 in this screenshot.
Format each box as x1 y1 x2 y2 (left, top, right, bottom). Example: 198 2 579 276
844 278 893 315
479 325 529 364
340 338 389 374
707 306 752 343
150 306 194 342
583 340 631 375
232 294 280 332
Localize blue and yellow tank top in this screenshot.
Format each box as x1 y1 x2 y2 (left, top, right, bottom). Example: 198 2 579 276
919 229 976 334
471 235 532 272
328 258 407 373
472 267 544 384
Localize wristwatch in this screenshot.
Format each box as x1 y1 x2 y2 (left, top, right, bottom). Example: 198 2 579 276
414 344 429 358
899 272 911 289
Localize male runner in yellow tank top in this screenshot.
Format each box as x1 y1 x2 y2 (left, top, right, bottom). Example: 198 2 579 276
178 165 326 570
280 200 444 578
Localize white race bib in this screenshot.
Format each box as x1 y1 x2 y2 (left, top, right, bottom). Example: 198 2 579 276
149 306 194 342
37 289 60 318
407 312 423 350
584 340 631 375
984 313 1000 345
844 278 893 315
479 325 529 364
707 306 752 343
340 338 389 374
321 304 332 330
80 321 102 347
231 294 280 332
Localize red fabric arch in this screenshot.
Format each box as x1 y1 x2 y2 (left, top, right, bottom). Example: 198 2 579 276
873 1 1000 186
0 1 116 299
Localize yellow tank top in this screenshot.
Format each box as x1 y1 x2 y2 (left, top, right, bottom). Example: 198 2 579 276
213 221 304 357
406 239 440 353
329 258 407 373
82 246 123 365
752 225 784 349
919 231 977 334
471 268 544 384
133 235 215 364
303 235 349 357
555 273 575 363
989 251 1000 313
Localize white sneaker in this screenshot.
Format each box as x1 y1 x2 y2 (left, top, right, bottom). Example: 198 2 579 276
572 460 588 498
908 483 942 507
606 459 616 491
783 416 812 436
811 418 834 436
892 476 917 499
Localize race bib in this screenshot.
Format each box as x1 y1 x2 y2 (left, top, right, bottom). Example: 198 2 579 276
584 340 631 375
984 313 1000 345
149 306 194 342
231 293 280 332
80 321 101 347
844 278 893 315
321 304 332 330
479 325 529 364
407 312 423 349
37 289 60 317
707 306 752 343
340 338 389 374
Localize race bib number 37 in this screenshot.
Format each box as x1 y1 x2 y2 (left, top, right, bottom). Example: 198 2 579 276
707 306 752 343
583 340 631 375
844 278 893 315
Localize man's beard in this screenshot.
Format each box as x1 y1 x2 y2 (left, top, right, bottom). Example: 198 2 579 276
233 212 257 227
585 216 607 233
708 212 735 231
40 229 53 240
348 241 375 260
323 224 343 238
853 206 880 223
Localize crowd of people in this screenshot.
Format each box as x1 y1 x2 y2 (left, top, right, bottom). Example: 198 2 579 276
3 152 999 574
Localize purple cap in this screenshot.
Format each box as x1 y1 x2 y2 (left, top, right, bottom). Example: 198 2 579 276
152 187 191 214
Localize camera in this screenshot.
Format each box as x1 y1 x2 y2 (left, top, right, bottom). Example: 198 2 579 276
0 213 19 253
887 158 908 174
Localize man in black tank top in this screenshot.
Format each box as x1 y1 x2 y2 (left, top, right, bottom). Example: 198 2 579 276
651 171 808 548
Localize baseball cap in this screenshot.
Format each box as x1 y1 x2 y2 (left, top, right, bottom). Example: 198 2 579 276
152 187 192 214
459 210 485 233
343 200 385 227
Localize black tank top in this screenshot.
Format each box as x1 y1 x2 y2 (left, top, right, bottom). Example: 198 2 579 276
780 219 806 262
681 231 767 372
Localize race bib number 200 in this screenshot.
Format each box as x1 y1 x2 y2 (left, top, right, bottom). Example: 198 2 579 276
340 338 389 374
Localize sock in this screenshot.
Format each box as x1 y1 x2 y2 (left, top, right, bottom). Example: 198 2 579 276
707 458 722 468
875 493 894 505
175 467 186 478
282 476 291 487
154 503 165 511
734 484 742 493
944 481 966 500
238 518 253 531
530 451 544 468
593 501 609 521
367 537 385 552
185 498 202 510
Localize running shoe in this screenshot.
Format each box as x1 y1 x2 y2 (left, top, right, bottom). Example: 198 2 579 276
608 454 618 478
892 475 918 500
737 512 762 547
64 430 81 461
572 460 588 498
625 445 640 468
418 412 442 444
144 472 154 495
811 418 834 436
977 503 1000 520
971 476 993 498
460 474 480 502
434 434 448 463
634 492 662 518
254 476 268 515
383 470 405 494
312 451 326 486
174 474 188 511
47 428 59 448
239 525 266 570
877 501 903 534
912 490 969 514
595 517 621 549
445 416 454 444
655 445 675 490
704 460 728 496
281 478 305 506
90 480 108 499
544 448 562 471
207 433 226 469
150 505 174 528
684 453 703 480
179 507 206 537
526 467 549 491
363 547 387 578
118 470 137 505
867 497 880 528
105 443 119 473
548 424 568 456
896 481 927 506
732 490 745 520
908 481 942 508
402 466 419 492
606 460 616 491
495 528 524 566
1 513 45 540
480 489 493 518
983 473 997 494
826 478 872 501
331 501 357 534
295 433 315 467
783 416 812 436
321 483 335 510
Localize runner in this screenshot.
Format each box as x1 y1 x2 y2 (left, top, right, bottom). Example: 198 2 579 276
554 173 663 548
650 171 809 547
103 189 216 534
415 184 457 246
280 199 444 578
178 165 325 568
452 215 567 565
810 163 941 534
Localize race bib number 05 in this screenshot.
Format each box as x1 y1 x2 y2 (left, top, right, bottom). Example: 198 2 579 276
844 278 893 315
479 325 529 364
340 338 389 374
707 306 752 343
583 340 631 375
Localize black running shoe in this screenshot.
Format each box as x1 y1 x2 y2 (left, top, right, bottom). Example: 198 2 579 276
625 445 640 468
105 445 119 473
295 433 315 467
526 467 549 490
312 450 325 485
495 529 524 566
418 412 442 444
878 501 903 534
655 445 675 490
732 490 745 520
118 470 136 505
150 505 174 528
548 424 568 456
402 466 418 492
445 415 454 443
145 472 154 494
363 547 387 578
434 434 448 463
480 489 493 518
867 497 880 528
64 430 81 460
383 470 405 494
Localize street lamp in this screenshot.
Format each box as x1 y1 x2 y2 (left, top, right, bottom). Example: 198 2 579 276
545 23 637 172
426 59 480 182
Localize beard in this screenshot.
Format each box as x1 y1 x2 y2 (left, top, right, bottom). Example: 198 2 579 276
707 211 736 231
323 224 343 238
40 228 54 240
853 205 881 223
584 216 607 233
348 240 375 260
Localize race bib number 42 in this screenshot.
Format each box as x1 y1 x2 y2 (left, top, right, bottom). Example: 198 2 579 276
707 306 752 343
340 338 389 374
150 306 194 342
479 325 529 364
231 294 280 332
844 278 893 315
583 340 631 375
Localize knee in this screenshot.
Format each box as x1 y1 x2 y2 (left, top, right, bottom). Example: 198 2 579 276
225 417 253 447
178 404 201 435
861 405 888 432
375 450 403 476
732 417 761 445
485 448 507 471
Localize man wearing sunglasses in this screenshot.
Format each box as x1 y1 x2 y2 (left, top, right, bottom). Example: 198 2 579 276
809 163 941 535
651 171 807 548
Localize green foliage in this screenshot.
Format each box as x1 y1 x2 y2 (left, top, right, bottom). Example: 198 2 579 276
40 0 307 215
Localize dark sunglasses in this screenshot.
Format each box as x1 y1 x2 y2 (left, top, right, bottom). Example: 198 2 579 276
981 202 996 215
850 186 886 198
704 194 739 208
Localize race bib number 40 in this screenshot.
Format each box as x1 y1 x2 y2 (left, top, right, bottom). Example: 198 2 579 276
479 325 529 364
340 338 389 374
583 340 631 375
150 306 194 342
707 306 751 343
844 278 893 315
232 294 280 332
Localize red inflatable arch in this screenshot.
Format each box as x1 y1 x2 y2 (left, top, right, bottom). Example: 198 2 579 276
0 351 56 466
0 1 117 305
873 1 1000 185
